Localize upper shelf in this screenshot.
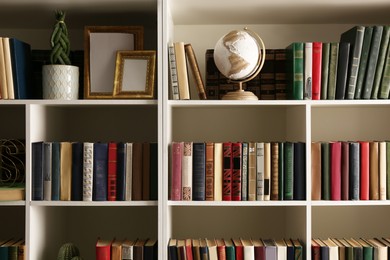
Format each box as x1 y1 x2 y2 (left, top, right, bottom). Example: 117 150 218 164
169 0 390 25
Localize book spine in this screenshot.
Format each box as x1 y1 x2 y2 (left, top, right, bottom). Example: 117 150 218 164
293 142 306 200
107 142 117 201
327 43 339 100
379 141 387 200
93 142 108 201
168 44 180 100
32 142 44 200
278 142 284 200
83 142 94 201
142 142 151 200
259 49 275 100
60 142 72 201
312 42 322 100
248 142 257 201
205 142 214 201
374 26 390 99
335 42 350 99
321 142 330 200
264 142 271 200
320 43 330 99
174 42 190 100
341 142 349 200
271 142 279 200
71 142 83 201
182 142 193 201
367 26 384 99
355 26 373 99
256 142 265 201
43 142 52 201
284 142 294 200
311 142 321 200
369 141 379 200
150 142 158 200
205 49 219 100
51 142 60 201
275 49 288 100
222 142 233 201
360 141 370 200
241 142 249 201
125 143 133 201
132 142 143 201
184 43 207 100
287 42 304 100
214 143 223 201
349 142 360 200
330 141 341 200
232 142 242 201
116 142 126 201
304 42 313 100
193 142 206 201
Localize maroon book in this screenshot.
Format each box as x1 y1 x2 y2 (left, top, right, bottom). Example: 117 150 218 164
171 142 183 200
222 142 233 201
107 142 117 201
232 142 242 201
330 141 341 200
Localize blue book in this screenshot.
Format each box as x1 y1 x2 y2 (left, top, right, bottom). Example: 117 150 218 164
32 141 44 200
51 142 61 201
9 38 33 99
71 142 83 201
93 142 108 201
116 142 126 201
192 142 206 201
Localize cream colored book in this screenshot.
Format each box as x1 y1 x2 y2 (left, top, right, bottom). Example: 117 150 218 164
125 143 133 201
214 142 223 201
206 238 218 260
3 37 14 99
248 142 257 201
379 141 387 200
322 238 339 260
174 41 190 100
0 38 8 99
241 238 255 260
83 142 94 201
256 142 264 201
182 141 193 200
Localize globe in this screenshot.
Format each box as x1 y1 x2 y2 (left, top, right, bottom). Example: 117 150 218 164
213 28 265 100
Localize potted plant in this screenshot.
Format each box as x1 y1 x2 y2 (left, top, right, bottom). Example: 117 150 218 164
42 10 79 100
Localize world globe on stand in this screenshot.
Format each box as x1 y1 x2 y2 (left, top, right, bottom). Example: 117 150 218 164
213 28 265 100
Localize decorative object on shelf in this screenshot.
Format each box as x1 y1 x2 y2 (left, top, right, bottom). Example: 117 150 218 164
57 242 82 260
113 50 156 99
84 26 144 99
42 10 79 100
213 27 266 100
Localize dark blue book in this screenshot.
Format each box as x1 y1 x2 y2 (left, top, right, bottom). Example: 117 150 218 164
349 142 360 200
93 142 108 201
335 42 351 99
293 142 306 200
51 142 61 201
192 142 206 201
71 142 83 201
9 38 33 99
32 141 44 200
116 142 126 201
150 142 158 200
168 239 178 260
144 239 158 260
285 239 295 260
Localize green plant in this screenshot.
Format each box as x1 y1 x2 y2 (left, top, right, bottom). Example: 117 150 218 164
57 243 80 260
50 10 71 65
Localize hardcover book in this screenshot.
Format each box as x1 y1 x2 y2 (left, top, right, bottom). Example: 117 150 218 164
142 142 151 200
374 26 390 99
116 142 126 201
304 42 312 100
278 142 285 200
256 142 265 201
248 142 257 201
43 142 52 201
182 142 193 201
263 142 271 200
330 141 341 200
51 141 61 201
284 142 294 200
349 142 360 200
286 42 304 100
60 142 72 201
355 26 373 99
171 142 183 200
369 141 379 200
311 142 321 200
327 42 339 100
214 142 223 201
125 143 133 201
341 142 349 200
312 42 322 100
241 142 249 201
360 141 370 200
93 142 108 201
168 44 179 100
150 142 158 201
71 142 83 201
293 142 306 200
205 142 214 201
132 142 143 201
321 142 330 200
174 42 190 100
321 42 330 99
335 42 350 99
232 142 242 201
193 142 206 201
107 142 118 201
222 142 233 201
82 142 94 201
185 43 207 100
271 142 279 200
96 239 112 260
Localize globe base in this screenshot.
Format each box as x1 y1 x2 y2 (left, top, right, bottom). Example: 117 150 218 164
222 89 258 100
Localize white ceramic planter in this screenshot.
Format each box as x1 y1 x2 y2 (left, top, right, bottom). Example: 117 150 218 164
42 65 79 100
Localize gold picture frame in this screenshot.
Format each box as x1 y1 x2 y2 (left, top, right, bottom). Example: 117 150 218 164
84 26 144 99
113 50 156 99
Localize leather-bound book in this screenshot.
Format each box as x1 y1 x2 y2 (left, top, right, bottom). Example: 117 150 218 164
107 142 118 201
222 142 233 201
60 142 72 201
93 142 108 201
170 142 183 201
205 142 215 201
232 142 242 201
193 142 206 201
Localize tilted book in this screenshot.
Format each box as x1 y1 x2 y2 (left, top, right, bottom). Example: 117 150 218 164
182 142 193 201
174 42 190 100
185 43 207 100
374 26 390 99
355 26 373 99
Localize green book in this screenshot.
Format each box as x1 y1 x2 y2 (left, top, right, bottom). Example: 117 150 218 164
373 26 390 99
286 42 304 100
379 31 390 99
321 42 330 99
327 42 339 100
321 142 330 200
291 239 303 260
364 25 384 99
224 239 236 260
284 142 294 200
354 26 373 99
356 238 373 260
278 142 284 200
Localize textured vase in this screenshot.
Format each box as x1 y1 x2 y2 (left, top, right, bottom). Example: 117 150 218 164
43 65 79 100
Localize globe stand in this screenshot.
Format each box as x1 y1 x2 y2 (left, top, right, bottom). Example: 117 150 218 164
221 82 258 100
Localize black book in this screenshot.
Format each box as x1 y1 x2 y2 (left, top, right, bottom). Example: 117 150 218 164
92 142 108 201
32 141 44 200
293 142 306 200
116 142 126 201
335 42 351 99
192 142 206 201
71 142 83 201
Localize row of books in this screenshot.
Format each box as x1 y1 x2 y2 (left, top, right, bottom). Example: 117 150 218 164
168 238 303 260
205 49 287 100
170 141 306 201
168 42 207 100
96 238 157 260
0 238 25 260
311 141 390 201
31 141 157 202
288 25 390 100
312 237 390 260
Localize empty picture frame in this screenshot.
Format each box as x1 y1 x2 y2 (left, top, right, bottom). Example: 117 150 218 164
84 26 144 99
113 50 156 99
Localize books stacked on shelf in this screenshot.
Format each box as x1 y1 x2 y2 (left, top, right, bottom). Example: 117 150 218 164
205 49 287 100
168 237 304 260
170 141 306 201
0 238 25 259
168 42 207 100
312 237 390 260
31 141 158 202
311 141 390 201
287 25 390 100
0 139 25 201
96 237 157 260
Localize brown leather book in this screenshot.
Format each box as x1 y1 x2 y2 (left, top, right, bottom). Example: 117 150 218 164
205 142 215 201
132 142 143 201
271 142 279 200
134 239 147 260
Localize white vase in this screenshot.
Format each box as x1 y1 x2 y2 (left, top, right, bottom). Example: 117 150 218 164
42 65 79 100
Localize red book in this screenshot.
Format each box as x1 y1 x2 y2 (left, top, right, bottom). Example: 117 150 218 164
185 238 193 260
171 142 183 200
360 141 369 200
107 142 117 201
232 238 243 260
232 142 242 201
330 141 341 200
96 239 112 260
216 239 226 260
341 141 349 200
222 142 233 201
312 42 322 100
